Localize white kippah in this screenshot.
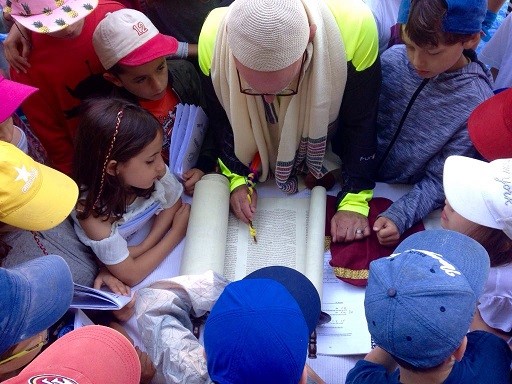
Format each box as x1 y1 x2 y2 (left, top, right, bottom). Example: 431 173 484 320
226 0 310 72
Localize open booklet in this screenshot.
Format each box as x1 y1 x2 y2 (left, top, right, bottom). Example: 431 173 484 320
316 252 373 356
169 103 208 181
70 283 133 310
180 173 326 297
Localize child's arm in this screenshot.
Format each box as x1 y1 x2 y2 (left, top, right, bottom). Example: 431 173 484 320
106 202 190 286
373 216 400 246
128 199 182 258
2 20 31 74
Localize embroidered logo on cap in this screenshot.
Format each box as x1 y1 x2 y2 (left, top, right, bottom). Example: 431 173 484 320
388 249 461 277
28 374 78 384
14 165 38 193
132 21 148 36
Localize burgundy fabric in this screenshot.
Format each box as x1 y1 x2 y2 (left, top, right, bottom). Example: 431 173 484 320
325 196 425 286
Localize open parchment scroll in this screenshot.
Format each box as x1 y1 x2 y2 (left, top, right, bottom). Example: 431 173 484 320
180 173 326 297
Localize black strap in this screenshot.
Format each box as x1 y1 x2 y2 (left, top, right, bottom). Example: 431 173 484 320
377 78 430 171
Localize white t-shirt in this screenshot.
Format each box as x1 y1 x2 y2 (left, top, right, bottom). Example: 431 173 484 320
364 0 401 54
478 262 512 332
480 14 512 90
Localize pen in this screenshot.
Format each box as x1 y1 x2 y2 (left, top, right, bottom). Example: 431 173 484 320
246 153 261 243
246 184 257 243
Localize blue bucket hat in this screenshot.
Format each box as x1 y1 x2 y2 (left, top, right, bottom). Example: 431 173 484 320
204 266 321 384
398 0 487 34
365 230 490 369
0 255 74 354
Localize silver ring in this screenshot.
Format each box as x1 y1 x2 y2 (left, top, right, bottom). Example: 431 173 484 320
355 228 364 235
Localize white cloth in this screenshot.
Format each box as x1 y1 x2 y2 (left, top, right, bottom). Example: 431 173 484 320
211 0 347 191
478 262 512 332
136 271 229 384
364 0 401 54
480 13 512 90
73 167 183 265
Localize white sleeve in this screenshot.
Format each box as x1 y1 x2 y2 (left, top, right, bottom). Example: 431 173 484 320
73 222 130 266
477 264 512 332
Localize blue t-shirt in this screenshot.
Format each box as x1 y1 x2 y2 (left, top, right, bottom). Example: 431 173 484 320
346 331 511 384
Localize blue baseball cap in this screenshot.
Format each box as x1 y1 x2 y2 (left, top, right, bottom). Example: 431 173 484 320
398 0 486 34
365 230 490 369
204 266 321 384
0 255 74 354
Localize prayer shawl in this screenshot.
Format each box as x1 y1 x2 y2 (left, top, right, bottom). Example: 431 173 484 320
211 0 347 193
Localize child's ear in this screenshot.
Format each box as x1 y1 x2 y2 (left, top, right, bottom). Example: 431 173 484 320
452 336 467 362
463 33 481 50
103 72 124 88
105 159 118 176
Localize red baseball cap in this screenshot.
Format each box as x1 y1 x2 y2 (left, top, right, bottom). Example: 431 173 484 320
468 88 512 161
4 325 141 384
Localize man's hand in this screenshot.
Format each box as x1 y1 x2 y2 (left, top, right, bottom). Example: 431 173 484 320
3 23 31 73
373 216 400 246
230 185 257 224
330 211 370 243
182 168 204 196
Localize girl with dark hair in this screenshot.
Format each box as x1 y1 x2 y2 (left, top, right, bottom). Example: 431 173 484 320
72 98 190 287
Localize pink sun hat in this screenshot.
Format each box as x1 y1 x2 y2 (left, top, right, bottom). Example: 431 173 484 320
0 75 37 123
3 0 99 34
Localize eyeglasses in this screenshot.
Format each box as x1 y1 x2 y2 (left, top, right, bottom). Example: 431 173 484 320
237 53 306 97
0 330 48 366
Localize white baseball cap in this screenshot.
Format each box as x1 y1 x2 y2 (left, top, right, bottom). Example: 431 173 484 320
93 9 178 70
443 155 512 239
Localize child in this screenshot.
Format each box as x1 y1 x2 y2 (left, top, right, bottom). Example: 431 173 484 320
346 229 512 383
372 0 494 246
91 9 217 195
0 77 98 286
1 0 125 175
204 266 323 384
443 155 512 343
72 98 190 287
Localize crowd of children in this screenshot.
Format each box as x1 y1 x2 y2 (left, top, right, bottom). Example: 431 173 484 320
1 0 512 382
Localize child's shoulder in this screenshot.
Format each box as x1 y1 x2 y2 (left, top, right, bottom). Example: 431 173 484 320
75 202 113 241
